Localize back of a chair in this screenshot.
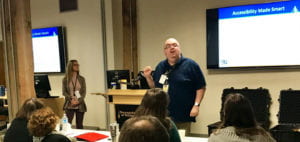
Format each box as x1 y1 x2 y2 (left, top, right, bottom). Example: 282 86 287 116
278 89 300 124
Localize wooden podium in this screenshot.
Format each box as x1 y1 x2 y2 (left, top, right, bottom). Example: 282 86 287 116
92 89 147 128
92 89 147 105
38 98 65 118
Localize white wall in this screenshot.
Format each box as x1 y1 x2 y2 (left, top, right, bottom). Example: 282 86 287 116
136 0 296 134
31 0 107 129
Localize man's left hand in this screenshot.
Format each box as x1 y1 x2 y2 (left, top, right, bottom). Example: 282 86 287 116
190 106 199 117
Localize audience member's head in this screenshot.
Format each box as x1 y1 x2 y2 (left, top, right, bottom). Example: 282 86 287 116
16 98 45 120
134 88 171 129
27 107 59 137
223 93 256 128
135 88 169 117
119 116 170 142
219 93 267 137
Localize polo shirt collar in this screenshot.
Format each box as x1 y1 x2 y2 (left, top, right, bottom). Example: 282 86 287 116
164 54 185 68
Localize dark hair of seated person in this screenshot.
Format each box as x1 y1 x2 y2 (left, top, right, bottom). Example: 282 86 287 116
4 98 45 142
217 93 270 139
16 98 45 120
118 116 170 142
134 88 171 130
28 107 70 142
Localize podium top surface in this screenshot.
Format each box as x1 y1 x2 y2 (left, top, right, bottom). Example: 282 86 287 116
91 89 147 96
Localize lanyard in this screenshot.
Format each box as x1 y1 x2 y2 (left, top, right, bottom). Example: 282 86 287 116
165 65 175 77
72 74 78 96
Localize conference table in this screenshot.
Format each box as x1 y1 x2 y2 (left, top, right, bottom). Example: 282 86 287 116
63 129 208 142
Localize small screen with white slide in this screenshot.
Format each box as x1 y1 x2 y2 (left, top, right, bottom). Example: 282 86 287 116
207 0 300 69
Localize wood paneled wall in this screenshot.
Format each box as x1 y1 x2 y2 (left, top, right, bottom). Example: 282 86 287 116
2 0 35 120
123 0 138 77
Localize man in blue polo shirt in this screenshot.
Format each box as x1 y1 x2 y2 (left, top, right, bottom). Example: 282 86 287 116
144 38 206 135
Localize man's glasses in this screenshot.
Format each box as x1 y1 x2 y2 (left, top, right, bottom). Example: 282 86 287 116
164 43 178 49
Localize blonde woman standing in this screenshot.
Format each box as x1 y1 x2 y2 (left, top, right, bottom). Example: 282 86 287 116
62 60 86 129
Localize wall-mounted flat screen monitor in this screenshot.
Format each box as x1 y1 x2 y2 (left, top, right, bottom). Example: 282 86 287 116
207 0 300 69
32 26 67 73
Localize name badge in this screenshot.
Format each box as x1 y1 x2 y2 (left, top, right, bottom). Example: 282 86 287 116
159 74 168 85
163 84 169 92
75 90 81 99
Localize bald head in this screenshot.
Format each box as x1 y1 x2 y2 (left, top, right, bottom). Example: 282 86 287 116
119 116 170 142
164 38 180 48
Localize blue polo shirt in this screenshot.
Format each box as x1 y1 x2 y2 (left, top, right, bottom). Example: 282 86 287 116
153 56 206 122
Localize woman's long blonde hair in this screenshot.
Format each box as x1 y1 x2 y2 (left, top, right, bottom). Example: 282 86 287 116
64 60 79 84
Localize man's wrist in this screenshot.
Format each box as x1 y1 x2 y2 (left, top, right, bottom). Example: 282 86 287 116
194 102 200 107
145 75 152 79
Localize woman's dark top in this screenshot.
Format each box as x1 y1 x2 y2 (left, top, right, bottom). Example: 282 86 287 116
42 133 71 142
4 118 33 142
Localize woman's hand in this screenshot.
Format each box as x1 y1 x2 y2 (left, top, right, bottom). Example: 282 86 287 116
71 97 79 106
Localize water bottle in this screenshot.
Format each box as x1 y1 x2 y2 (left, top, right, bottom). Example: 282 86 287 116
110 122 119 142
61 113 68 131
111 82 116 89
120 79 127 90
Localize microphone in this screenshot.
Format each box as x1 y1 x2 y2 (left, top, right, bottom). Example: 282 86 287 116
133 72 145 82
